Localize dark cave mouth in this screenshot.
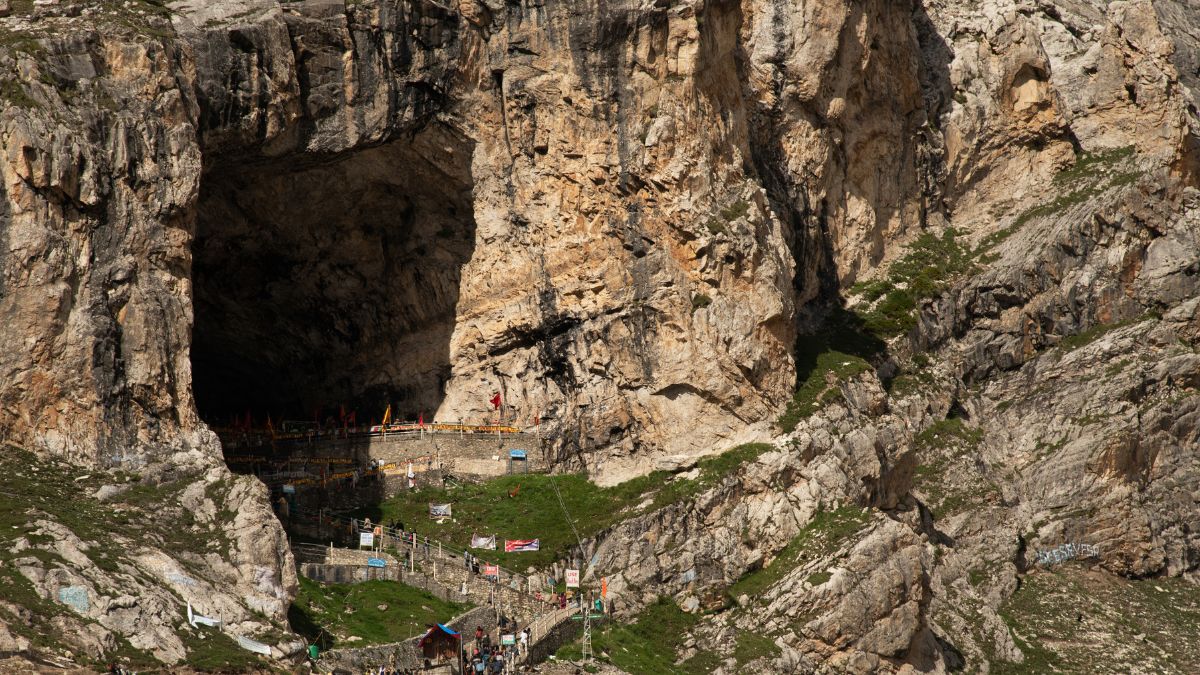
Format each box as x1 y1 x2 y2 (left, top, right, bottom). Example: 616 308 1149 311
189 124 477 432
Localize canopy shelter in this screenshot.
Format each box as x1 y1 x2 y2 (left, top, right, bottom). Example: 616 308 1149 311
418 623 461 662
507 449 528 474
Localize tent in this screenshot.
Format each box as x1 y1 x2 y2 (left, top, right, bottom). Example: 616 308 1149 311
418 623 461 662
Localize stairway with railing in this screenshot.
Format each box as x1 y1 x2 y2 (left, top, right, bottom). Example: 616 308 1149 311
287 507 585 668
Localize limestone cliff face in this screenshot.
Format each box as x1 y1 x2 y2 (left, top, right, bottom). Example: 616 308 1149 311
2 0 1200 671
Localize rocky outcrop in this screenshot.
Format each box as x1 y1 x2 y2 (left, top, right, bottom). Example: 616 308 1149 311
0 0 1199 672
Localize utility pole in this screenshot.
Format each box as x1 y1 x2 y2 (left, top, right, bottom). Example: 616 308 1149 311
581 590 593 663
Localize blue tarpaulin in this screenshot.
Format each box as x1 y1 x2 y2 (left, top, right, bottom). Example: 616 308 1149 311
437 624 458 635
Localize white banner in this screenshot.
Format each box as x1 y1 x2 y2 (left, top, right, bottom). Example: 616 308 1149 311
471 534 497 550
565 569 580 588
359 532 375 548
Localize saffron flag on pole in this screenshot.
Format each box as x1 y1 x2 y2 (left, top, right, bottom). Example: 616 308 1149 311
381 405 392 425
504 539 540 553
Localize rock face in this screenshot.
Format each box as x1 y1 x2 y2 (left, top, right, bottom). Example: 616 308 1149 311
1 0 1199 672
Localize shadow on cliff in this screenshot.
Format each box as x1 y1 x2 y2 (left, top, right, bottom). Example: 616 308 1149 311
723 0 954 387
191 122 476 435
190 122 477 545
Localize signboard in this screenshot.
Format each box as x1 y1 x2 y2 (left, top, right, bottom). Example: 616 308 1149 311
281 484 296 494
367 557 386 568
504 539 540 552
429 503 453 518
509 449 527 459
359 532 375 548
565 569 580 588
482 564 499 578
471 534 497 550
501 634 515 646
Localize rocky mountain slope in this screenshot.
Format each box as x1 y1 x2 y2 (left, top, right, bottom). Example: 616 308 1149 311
0 0 1197 672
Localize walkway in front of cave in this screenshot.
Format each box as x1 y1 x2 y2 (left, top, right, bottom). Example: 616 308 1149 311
220 424 550 489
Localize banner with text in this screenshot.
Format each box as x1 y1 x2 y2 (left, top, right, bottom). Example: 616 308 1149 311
471 534 497 550
565 569 580 588
429 503 453 518
504 539 540 553
483 564 499 579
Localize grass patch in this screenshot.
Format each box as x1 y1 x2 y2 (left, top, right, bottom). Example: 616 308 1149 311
0 447 248 665
805 571 832 586
0 79 36 108
911 419 988 518
1011 146 1139 230
555 597 700 674
778 307 884 432
733 630 781 666
179 625 266 672
289 576 469 649
353 444 775 569
728 506 871 602
989 568 1200 673
1057 313 1155 353
704 199 750 235
849 229 973 337
914 418 983 452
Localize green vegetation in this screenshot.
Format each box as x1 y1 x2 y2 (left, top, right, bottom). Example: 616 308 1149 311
914 418 983 452
728 506 871 602
778 307 883 432
289 576 469 649
355 443 776 568
848 229 974 337
733 630 781 666
846 147 1141 344
805 571 832 586
705 199 751 235
992 568 1200 673
178 626 266 673
0 447 257 670
1057 312 1156 353
555 597 715 674
691 293 712 313
0 79 36 108
911 419 990 518
1011 146 1139 229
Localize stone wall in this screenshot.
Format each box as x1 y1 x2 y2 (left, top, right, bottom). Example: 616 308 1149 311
524 615 583 664
279 432 546 479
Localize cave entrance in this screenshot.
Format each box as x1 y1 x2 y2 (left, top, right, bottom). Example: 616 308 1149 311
190 123 476 439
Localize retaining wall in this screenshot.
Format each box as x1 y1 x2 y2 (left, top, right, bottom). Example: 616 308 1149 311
525 614 583 664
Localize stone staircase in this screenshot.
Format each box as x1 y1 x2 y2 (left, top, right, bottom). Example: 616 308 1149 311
291 517 583 668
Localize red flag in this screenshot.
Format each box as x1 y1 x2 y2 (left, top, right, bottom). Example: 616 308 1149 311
490 393 501 409
418 411 424 427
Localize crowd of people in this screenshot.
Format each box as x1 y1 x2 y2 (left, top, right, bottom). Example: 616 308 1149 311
463 624 530 673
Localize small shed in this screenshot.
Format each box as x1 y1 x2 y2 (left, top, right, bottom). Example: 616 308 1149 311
507 449 528 474
418 623 460 663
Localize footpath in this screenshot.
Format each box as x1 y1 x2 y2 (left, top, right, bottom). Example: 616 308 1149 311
291 511 586 673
